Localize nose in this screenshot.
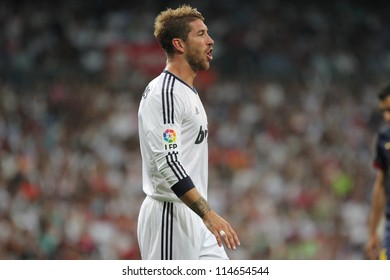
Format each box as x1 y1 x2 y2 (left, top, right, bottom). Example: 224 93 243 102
207 34 214 45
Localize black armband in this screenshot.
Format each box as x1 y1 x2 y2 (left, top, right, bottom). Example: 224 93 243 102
171 176 195 197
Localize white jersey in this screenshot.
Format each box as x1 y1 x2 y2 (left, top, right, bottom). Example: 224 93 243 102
138 70 209 202
137 70 228 260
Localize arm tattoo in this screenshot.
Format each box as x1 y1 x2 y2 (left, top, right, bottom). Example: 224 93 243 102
189 197 211 218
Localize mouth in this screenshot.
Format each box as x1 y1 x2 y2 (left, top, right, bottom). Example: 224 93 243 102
206 48 213 61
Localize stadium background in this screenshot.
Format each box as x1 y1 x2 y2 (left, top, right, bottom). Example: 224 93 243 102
0 0 389 259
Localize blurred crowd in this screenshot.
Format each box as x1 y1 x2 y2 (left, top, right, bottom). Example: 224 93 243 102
0 0 389 259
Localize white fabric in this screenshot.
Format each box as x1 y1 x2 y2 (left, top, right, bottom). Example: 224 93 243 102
137 70 227 259
138 70 209 202
137 196 228 260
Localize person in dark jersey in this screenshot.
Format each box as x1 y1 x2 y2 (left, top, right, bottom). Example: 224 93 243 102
367 84 390 260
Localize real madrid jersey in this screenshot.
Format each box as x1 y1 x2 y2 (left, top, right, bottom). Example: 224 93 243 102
138 70 209 202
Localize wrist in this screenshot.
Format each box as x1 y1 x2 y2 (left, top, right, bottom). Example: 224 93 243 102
201 209 213 219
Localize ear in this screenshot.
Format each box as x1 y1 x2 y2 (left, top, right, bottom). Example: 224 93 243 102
172 38 185 54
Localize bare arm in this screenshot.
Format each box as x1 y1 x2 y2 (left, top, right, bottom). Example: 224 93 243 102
366 169 386 259
179 187 240 250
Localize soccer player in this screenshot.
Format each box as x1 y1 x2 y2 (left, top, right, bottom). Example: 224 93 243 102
137 5 240 259
367 84 390 260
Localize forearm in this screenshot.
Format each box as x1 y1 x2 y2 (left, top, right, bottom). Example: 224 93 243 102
178 185 240 250
369 181 385 236
179 187 211 218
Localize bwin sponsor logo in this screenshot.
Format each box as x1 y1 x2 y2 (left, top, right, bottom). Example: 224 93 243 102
195 126 208 144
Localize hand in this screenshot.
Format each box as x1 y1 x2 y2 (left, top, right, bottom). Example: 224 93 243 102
366 235 381 260
202 210 240 250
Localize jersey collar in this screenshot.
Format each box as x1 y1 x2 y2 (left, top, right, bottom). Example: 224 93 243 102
163 70 198 94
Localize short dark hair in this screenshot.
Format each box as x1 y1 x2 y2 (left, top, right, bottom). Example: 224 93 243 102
154 5 204 57
378 84 390 101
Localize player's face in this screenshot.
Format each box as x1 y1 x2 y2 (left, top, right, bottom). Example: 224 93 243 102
379 96 390 123
184 19 214 71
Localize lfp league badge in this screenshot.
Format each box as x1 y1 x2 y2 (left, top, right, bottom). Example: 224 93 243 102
163 129 177 150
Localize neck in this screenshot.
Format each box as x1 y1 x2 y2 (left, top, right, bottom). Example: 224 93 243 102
165 56 197 87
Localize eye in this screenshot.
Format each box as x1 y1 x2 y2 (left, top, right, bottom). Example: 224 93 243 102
197 30 207 37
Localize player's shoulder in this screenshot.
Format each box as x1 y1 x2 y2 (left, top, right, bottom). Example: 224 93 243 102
141 71 195 109
142 71 185 96
377 124 390 139
140 73 164 101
